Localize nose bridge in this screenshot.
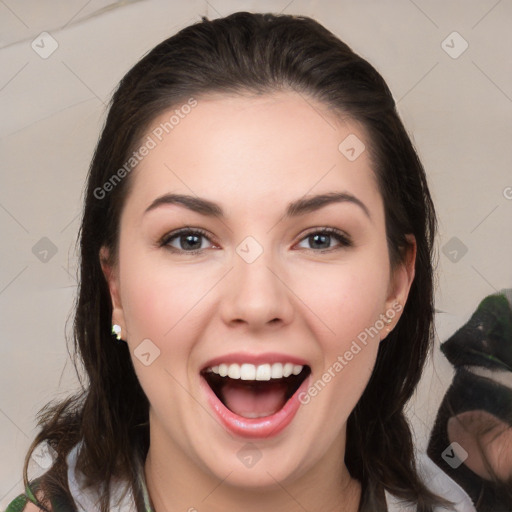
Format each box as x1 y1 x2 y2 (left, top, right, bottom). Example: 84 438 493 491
234 233 281 300
220 233 293 327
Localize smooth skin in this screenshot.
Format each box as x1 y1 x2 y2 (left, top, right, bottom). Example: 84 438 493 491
98 91 417 512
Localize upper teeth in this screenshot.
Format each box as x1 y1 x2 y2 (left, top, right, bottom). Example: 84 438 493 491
206 363 304 381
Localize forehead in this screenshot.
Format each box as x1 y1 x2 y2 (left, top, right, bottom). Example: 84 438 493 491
124 91 383 220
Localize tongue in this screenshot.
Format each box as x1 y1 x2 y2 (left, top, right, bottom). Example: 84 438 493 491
221 380 288 419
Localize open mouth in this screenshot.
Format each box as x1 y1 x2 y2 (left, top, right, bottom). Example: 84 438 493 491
201 363 311 419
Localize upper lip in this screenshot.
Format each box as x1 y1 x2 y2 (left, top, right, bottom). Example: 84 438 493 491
201 352 310 371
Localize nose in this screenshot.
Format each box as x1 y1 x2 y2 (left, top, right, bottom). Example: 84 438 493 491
218 241 294 331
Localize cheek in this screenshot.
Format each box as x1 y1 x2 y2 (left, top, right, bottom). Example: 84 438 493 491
119 248 213 340
301 278 384 429
117 251 207 414
117 246 224 396
290 253 388 412
291 253 389 344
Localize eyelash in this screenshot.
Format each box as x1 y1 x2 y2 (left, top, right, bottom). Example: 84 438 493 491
159 227 353 255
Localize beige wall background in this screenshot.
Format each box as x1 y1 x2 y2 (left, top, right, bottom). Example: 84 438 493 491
1 0 511 505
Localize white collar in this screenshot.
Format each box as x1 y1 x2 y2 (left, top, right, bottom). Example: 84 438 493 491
385 450 477 511
66 442 138 512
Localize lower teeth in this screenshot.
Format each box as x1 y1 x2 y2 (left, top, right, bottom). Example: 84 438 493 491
239 410 278 419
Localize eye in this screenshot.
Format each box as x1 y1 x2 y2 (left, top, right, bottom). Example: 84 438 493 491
159 227 352 255
160 228 215 254
296 228 352 252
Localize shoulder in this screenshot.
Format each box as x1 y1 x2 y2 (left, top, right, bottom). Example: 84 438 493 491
415 450 476 510
21 503 50 512
4 490 52 512
5 443 84 512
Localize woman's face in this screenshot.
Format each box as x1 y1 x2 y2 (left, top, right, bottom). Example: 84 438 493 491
102 91 415 488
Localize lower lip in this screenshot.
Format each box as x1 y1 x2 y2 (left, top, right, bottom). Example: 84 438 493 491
200 374 311 439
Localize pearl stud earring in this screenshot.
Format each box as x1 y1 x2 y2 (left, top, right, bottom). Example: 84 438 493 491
112 324 122 341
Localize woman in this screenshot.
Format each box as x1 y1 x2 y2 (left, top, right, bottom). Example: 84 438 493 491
6 11 477 512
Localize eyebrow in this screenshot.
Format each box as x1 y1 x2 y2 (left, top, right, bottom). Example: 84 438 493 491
144 191 371 220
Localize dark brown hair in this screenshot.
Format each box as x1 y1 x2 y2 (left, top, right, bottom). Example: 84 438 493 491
22 11 453 512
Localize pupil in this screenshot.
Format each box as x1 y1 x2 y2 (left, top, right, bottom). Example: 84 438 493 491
311 234 329 249
182 234 201 250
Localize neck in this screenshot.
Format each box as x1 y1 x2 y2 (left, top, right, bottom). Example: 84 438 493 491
145 456 361 512
144 422 361 512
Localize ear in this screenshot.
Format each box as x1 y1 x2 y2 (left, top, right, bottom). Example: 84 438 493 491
381 234 416 339
99 246 126 338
